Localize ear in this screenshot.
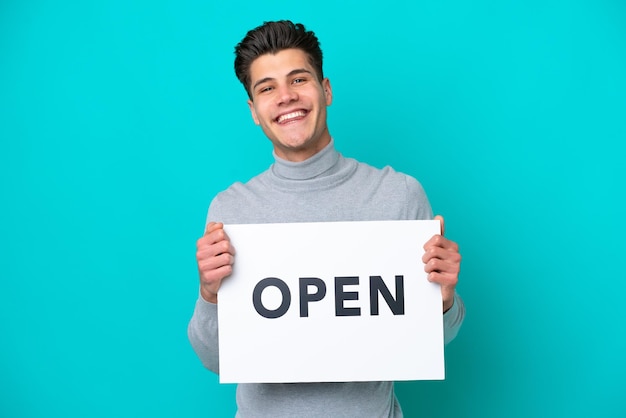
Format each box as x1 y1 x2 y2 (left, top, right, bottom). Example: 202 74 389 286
247 99 260 125
322 78 333 106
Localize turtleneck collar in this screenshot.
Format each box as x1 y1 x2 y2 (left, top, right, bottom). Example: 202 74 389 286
271 139 340 180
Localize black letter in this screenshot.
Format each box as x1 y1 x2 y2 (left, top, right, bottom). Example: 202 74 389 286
252 277 291 319
299 277 327 317
370 275 405 315
335 276 361 316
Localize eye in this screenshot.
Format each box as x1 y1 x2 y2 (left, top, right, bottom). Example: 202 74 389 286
292 78 305 84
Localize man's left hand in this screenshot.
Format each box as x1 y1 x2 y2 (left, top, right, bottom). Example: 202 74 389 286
422 215 461 313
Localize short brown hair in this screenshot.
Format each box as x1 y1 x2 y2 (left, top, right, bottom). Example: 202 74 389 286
234 20 324 99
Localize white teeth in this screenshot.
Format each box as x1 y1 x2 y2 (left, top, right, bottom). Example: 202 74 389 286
277 110 306 123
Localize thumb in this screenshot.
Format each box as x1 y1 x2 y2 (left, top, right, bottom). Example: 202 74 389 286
434 215 445 236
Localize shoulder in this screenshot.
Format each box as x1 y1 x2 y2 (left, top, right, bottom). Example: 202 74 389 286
351 158 433 220
353 158 425 191
207 170 271 223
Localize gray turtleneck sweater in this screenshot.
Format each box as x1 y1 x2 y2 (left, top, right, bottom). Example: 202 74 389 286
188 140 465 417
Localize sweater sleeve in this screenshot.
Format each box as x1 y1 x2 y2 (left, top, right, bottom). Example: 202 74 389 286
403 174 465 345
187 295 220 374
404 175 433 220
443 293 465 345
187 196 226 375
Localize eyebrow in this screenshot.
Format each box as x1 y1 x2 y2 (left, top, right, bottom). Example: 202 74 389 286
252 68 314 91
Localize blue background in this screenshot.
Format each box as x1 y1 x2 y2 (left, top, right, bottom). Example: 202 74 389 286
1 0 625 417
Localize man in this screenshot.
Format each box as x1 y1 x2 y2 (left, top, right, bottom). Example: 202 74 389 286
188 20 465 417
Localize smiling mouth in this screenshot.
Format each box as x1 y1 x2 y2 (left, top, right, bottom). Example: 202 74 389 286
276 110 307 124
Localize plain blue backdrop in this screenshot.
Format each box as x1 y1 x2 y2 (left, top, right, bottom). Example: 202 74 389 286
1 0 625 417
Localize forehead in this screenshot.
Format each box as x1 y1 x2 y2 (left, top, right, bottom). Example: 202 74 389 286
249 48 313 83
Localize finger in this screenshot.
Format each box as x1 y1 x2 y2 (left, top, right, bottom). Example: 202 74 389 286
197 240 236 261
198 226 232 249
204 221 223 235
424 255 461 275
200 263 234 302
423 240 460 260
434 215 445 236
199 265 234 296
426 270 458 285
423 235 458 253
198 252 235 277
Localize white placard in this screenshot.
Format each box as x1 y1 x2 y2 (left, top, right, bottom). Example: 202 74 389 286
218 220 444 383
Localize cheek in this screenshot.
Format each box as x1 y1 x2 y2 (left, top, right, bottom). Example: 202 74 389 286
257 104 274 124
248 103 259 125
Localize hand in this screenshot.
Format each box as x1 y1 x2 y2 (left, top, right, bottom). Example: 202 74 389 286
196 222 236 303
422 215 461 313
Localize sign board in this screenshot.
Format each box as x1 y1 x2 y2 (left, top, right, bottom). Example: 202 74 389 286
218 220 444 383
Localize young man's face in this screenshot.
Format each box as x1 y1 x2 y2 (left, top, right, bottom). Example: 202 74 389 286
247 48 333 162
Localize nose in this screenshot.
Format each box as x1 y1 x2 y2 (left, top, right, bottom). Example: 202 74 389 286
276 84 298 105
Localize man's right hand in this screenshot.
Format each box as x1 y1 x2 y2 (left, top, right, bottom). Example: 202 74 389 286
196 222 235 303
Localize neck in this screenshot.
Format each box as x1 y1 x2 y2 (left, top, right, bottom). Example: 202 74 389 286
272 138 339 180
273 132 332 162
